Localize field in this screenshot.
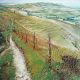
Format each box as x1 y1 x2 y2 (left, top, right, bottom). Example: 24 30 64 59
0 4 80 80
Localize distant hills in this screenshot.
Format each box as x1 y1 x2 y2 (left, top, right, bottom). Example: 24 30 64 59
10 2 80 25
0 4 10 12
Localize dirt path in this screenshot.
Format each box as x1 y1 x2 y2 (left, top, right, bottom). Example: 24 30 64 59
10 36 31 80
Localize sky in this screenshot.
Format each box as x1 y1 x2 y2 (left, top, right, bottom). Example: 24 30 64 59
0 0 80 8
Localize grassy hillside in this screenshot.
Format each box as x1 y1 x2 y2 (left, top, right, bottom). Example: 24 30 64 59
0 4 80 53
1 6 80 50
6 3 80 50
14 15 80 50
0 5 80 80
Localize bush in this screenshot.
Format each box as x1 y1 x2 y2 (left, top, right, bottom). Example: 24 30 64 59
62 55 78 69
0 32 5 45
0 50 15 80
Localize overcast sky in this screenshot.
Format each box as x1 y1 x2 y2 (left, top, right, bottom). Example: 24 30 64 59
0 0 80 8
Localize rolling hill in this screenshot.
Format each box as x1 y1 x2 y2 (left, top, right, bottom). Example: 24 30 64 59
9 2 80 50
0 3 80 80
11 2 80 25
1 3 80 50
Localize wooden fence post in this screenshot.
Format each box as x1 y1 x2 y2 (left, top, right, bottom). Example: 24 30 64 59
48 34 52 70
21 32 23 40
33 32 36 49
26 33 28 43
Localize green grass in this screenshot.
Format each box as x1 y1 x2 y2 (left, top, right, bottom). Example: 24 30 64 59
0 50 15 80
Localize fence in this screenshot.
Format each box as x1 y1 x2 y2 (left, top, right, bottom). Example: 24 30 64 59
13 27 80 78
14 29 52 69
14 30 50 49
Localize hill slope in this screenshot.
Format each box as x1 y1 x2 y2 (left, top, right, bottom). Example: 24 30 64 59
12 2 80 25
